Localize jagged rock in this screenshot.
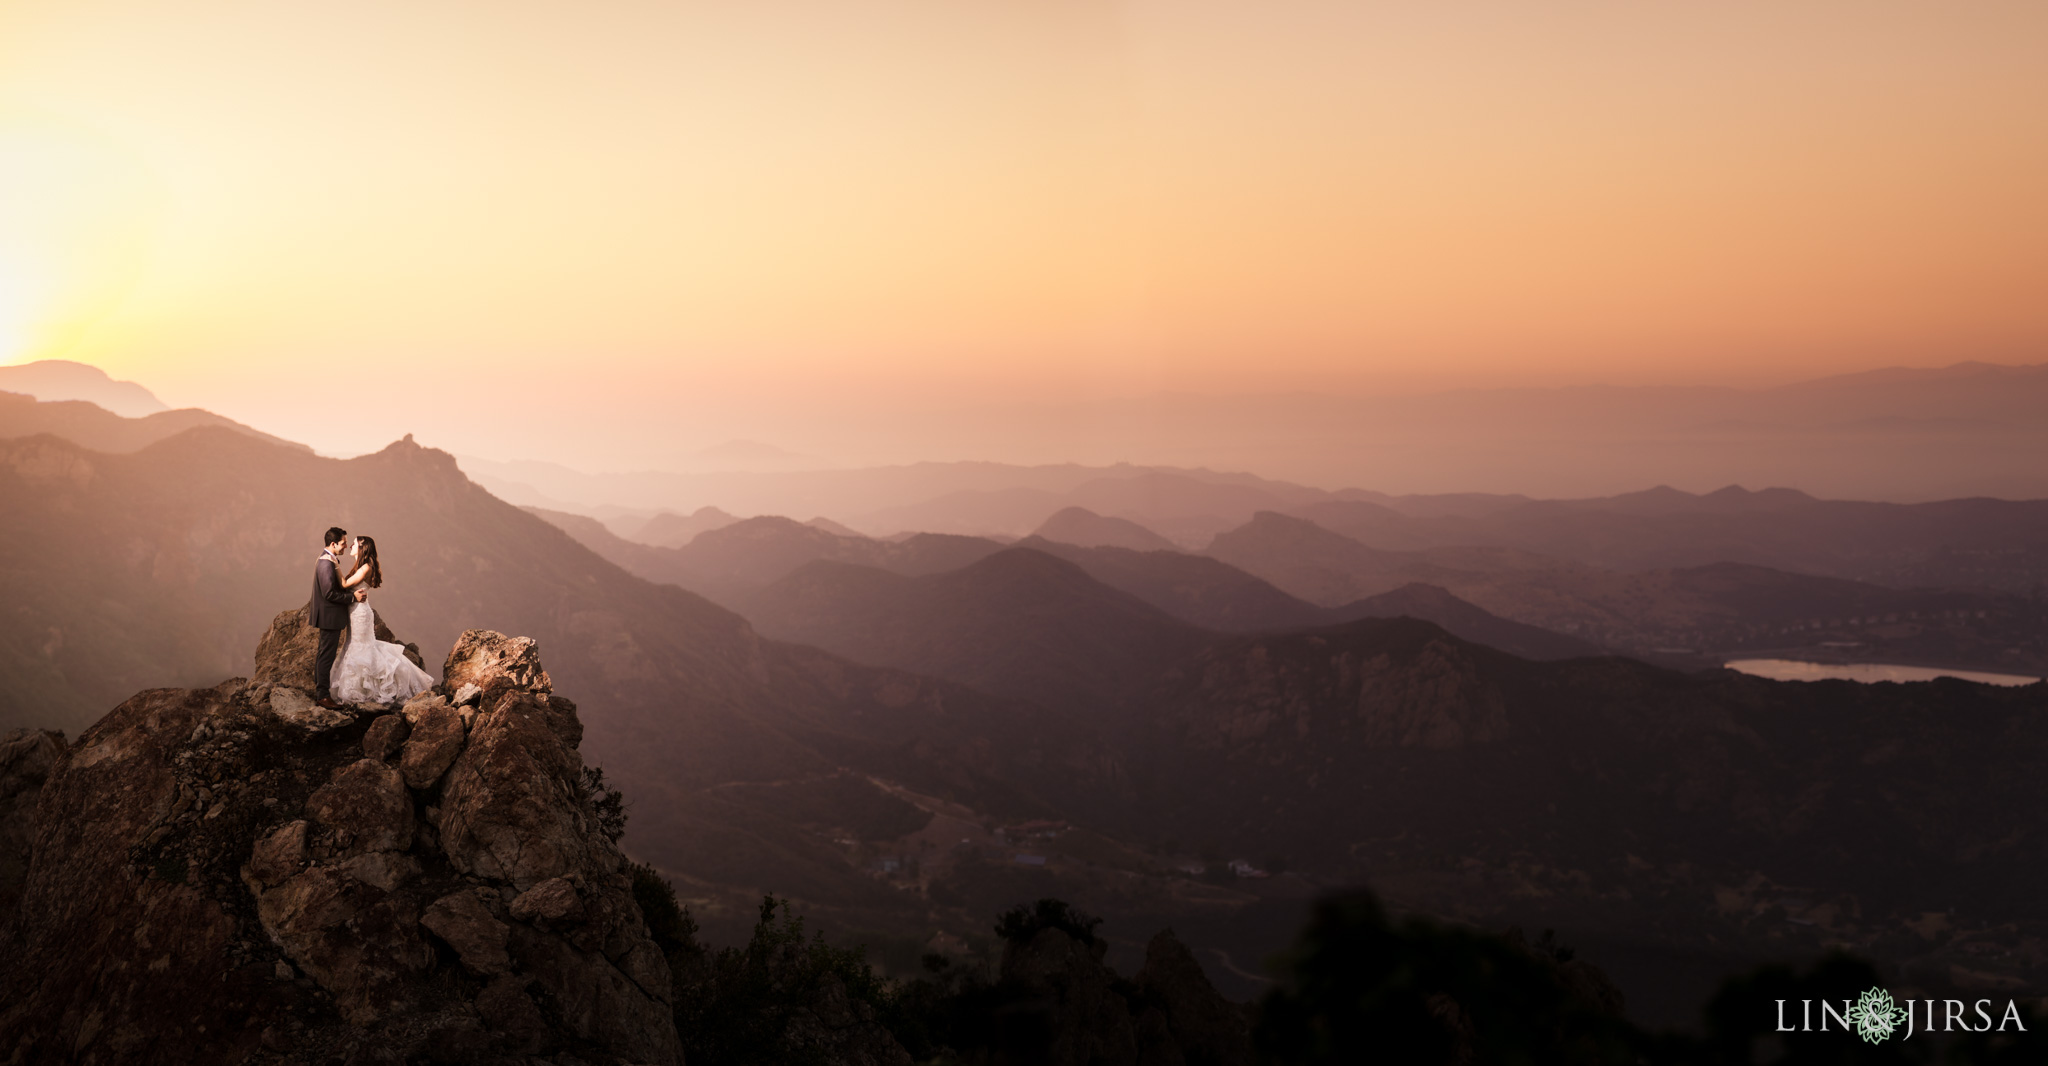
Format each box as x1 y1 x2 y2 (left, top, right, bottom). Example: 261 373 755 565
0 617 679 1065
443 629 552 705
252 607 425 691
0 728 64 926
1134 930 1253 1066
265 684 354 731
439 690 595 890
246 819 308 887
781 974 914 1066
252 863 436 1025
477 974 551 1054
362 713 409 760
401 691 450 723
452 681 483 706
509 875 584 924
508 923 681 1065
306 758 413 855
421 889 513 975
1002 926 1142 1066
399 700 467 790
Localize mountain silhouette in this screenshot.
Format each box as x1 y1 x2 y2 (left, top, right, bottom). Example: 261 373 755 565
1209 512 2045 674
616 505 741 548
9 405 2048 1009
1 391 307 455
737 548 1212 715
528 509 1006 607
1032 506 1180 552
1330 583 1604 661
0 360 168 418
1288 485 2048 593
0 427 1124 947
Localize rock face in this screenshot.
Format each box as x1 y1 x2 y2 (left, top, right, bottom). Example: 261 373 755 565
0 728 65 922
253 606 427 692
0 618 680 1066
994 926 1251 1066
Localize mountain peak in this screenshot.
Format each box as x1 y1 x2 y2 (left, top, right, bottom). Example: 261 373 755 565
0 613 681 1064
0 360 168 419
1032 506 1179 552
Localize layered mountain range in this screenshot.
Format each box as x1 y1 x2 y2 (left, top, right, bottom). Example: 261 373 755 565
5 391 2047 1025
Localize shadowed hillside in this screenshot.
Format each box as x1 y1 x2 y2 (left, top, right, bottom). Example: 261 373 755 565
1031 506 1179 552
10 418 2048 1020
0 391 308 455
737 549 1213 715
0 428 1126 946
1288 484 2048 594
1211 512 2048 675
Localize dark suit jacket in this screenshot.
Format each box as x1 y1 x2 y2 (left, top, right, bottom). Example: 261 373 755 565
309 554 354 631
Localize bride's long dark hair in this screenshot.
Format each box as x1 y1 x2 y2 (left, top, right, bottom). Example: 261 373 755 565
355 536 383 589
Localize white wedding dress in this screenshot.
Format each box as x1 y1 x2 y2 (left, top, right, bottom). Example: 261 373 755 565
332 601 434 705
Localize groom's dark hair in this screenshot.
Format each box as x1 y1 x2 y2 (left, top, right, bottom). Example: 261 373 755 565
324 527 348 547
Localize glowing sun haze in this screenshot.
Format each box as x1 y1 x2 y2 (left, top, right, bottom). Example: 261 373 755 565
1 0 2044 468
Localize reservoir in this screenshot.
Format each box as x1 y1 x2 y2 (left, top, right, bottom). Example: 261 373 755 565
1724 659 2040 687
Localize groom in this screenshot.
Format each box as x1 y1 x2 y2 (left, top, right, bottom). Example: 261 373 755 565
311 526 368 710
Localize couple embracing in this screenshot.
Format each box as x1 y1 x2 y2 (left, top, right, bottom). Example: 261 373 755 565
309 526 434 710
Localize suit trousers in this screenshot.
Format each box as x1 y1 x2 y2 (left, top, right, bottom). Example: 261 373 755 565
315 626 343 700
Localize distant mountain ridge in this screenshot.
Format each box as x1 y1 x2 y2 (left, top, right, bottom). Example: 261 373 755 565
9 414 2048 1011
0 360 167 418
527 505 1602 661
0 390 309 455
1032 506 1180 552
1210 511 2047 674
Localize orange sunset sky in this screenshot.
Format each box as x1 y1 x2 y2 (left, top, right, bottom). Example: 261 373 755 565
2 1 2045 470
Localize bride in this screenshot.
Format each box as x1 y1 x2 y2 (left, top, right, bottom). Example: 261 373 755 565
332 535 435 705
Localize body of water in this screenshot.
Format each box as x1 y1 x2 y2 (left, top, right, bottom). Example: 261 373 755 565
1724 659 2041 687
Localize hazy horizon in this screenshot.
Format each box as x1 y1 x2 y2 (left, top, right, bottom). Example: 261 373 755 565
5 1 2046 485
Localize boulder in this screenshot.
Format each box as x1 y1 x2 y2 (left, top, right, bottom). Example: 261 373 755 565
398 700 466 790
509 875 584 924
0 728 64 925
265 685 354 731
443 629 552 706
361 713 410 760
305 758 413 855
245 820 308 888
421 889 512 975
252 606 426 692
439 691 595 890
250 863 436 1025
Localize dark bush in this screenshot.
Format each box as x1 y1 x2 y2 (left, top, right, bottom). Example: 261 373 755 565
993 897 1102 948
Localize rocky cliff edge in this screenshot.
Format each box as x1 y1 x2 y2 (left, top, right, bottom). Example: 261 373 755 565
0 608 681 1066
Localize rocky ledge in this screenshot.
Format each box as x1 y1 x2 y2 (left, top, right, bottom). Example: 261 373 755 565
0 609 681 1066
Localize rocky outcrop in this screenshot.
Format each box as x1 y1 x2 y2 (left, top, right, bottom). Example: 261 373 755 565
990 926 1249 1066
253 606 426 692
0 728 65 924
0 616 680 1065
1133 930 1254 1066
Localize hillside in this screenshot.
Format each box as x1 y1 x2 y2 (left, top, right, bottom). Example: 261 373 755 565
527 508 1007 607
1031 506 1180 553
0 429 1122 945
0 391 309 455
1211 512 2048 674
10 419 2048 1014
1288 485 2048 594
737 549 1213 714
0 359 168 418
